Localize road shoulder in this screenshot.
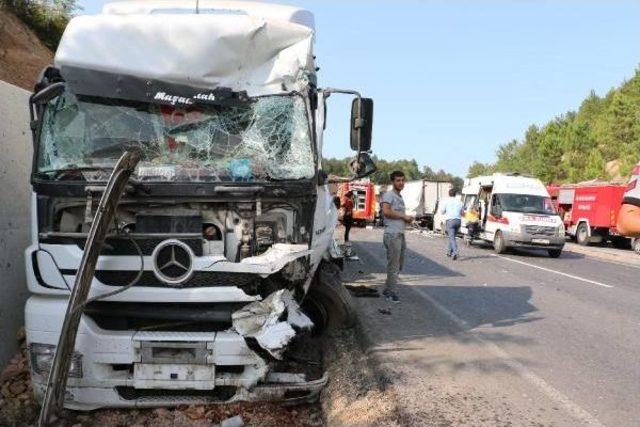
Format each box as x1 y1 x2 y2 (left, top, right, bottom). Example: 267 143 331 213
343 237 601 426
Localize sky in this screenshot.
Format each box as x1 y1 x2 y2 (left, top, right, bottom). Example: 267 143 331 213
77 0 640 177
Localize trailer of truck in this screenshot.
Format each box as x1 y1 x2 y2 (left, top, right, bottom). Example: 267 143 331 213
383 180 452 229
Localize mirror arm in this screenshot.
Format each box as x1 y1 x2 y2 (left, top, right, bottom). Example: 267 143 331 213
31 81 65 104
322 88 362 99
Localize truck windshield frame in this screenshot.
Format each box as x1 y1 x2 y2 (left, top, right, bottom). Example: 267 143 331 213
34 91 316 184
497 193 557 215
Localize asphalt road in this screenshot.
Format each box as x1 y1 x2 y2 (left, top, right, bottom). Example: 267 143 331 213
344 227 640 427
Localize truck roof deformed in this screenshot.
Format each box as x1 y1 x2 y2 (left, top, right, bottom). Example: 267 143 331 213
25 1 376 420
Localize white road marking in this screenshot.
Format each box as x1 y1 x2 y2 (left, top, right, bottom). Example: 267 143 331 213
412 286 605 427
494 255 614 288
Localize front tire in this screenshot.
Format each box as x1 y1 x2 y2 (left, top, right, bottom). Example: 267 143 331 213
632 238 640 255
303 262 356 334
548 249 562 258
493 231 507 254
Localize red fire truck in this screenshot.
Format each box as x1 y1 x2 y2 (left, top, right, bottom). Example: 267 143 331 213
338 181 376 226
548 183 631 248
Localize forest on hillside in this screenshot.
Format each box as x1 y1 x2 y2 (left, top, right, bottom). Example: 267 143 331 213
468 69 640 184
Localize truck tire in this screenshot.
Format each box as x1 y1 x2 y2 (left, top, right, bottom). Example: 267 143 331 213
633 238 640 255
303 262 356 334
493 231 507 254
576 223 590 246
548 249 562 258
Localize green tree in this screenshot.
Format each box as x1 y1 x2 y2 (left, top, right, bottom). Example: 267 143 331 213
467 161 494 177
2 0 79 50
485 67 640 184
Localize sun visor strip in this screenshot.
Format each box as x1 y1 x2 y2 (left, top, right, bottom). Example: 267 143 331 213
59 66 252 107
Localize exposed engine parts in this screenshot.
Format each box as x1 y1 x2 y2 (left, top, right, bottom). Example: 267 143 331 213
40 197 312 264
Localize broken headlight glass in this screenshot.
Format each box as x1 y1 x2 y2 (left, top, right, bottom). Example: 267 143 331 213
36 92 315 182
29 343 83 378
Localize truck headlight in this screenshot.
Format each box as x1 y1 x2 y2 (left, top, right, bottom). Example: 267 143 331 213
29 343 83 378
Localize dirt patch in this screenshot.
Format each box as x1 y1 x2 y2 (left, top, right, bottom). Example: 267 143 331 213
0 7 53 90
321 328 403 427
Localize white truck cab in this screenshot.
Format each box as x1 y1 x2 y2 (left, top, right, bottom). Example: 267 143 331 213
25 1 376 413
462 174 565 257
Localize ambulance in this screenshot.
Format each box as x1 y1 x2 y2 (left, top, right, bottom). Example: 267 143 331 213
461 174 565 257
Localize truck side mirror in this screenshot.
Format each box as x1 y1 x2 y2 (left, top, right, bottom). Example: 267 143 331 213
350 98 373 152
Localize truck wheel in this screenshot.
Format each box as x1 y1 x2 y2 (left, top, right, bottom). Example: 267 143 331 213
576 223 590 246
303 262 356 334
493 231 507 254
548 249 562 258
633 238 640 255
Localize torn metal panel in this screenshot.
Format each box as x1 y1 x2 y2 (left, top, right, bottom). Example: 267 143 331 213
38 151 140 426
240 244 312 275
282 290 314 330
37 93 315 183
55 13 314 96
231 289 312 359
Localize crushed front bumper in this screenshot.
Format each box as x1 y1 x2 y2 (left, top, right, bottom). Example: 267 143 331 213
26 296 326 410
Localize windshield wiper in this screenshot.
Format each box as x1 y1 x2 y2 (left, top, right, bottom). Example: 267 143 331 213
36 166 113 181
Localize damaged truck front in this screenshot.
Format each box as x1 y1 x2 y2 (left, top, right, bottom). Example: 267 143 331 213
24 1 375 411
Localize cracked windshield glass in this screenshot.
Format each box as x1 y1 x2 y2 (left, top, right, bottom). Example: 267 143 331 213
36 92 315 182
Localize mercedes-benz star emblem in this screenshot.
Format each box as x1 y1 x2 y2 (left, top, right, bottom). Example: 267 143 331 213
152 240 194 285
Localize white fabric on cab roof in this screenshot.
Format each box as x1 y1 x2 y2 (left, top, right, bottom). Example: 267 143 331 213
102 0 315 31
55 13 314 96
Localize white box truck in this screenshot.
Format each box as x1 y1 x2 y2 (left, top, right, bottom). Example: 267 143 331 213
402 180 452 229
24 1 376 414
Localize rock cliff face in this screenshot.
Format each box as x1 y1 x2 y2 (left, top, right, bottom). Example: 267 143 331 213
0 7 53 90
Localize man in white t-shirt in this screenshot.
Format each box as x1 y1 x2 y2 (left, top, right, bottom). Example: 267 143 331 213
617 161 640 237
380 170 415 303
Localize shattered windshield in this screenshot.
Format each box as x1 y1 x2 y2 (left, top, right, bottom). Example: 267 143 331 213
36 92 315 182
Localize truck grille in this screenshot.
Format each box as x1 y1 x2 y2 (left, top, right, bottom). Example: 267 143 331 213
94 270 257 289
39 236 203 256
85 237 203 256
83 301 245 331
523 225 556 236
